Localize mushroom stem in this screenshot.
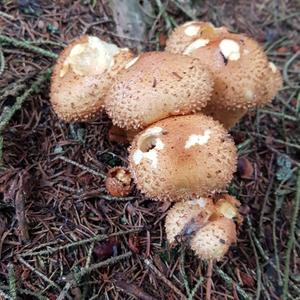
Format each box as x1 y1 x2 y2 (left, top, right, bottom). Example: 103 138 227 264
202 103 247 129
205 259 213 300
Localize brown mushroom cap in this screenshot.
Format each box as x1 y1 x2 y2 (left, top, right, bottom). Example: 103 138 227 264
190 217 236 261
128 114 237 202
105 52 213 130
165 197 215 244
166 21 283 111
165 193 240 260
166 21 228 54
50 35 133 122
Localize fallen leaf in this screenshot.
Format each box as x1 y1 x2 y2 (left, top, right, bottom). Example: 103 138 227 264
0 215 6 238
239 270 255 288
276 47 289 53
159 32 166 48
93 238 119 259
70 287 81 300
128 235 140 254
237 157 254 179
291 45 300 53
108 125 129 144
109 0 152 51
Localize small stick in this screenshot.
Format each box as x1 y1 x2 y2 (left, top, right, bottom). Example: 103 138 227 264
115 274 157 300
283 170 300 299
0 285 47 300
0 35 58 59
0 48 5 76
15 173 29 242
80 242 95 299
0 69 51 132
100 195 137 202
7 263 17 300
0 288 12 300
180 249 191 297
249 133 300 150
246 216 300 295
258 109 298 122
144 258 187 300
0 83 27 102
17 256 62 292
79 251 132 278
0 11 15 20
58 156 106 179
214 266 251 300
205 260 213 300
189 276 204 300
58 252 132 299
57 282 72 300
20 228 140 257
248 232 262 300
0 135 3 165
283 52 300 89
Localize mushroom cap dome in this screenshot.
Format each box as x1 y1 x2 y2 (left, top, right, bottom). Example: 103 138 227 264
165 197 215 244
105 51 213 130
128 114 237 202
165 193 240 260
190 217 236 261
166 21 228 54
50 35 133 122
166 21 282 110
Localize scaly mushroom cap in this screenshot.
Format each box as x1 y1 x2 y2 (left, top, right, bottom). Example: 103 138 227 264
190 217 237 261
128 114 237 202
165 197 215 244
105 52 213 130
166 21 228 54
50 35 133 122
166 21 283 110
165 193 240 260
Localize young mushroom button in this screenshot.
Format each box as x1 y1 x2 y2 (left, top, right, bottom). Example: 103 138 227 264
165 197 215 244
50 35 133 122
165 194 241 261
104 52 213 130
128 114 237 202
165 21 283 129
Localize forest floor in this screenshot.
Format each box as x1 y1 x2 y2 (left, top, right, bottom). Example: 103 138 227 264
0 1 299 299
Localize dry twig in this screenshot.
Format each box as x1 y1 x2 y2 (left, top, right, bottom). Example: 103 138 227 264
144 258 187 299
283 170 300 299
0 35 58 59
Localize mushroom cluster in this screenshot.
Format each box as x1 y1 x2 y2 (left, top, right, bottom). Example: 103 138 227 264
165 21 282 128
165 194 242 260
50 22 282 262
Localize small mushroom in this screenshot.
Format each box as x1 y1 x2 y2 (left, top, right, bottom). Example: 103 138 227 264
50 36 133 122
190 217 236 261
105 52 213 130
105 167 133 197
165 193 241 261
108 125 141 144
128 114 237 202
165 197 215 244
166 21 282 129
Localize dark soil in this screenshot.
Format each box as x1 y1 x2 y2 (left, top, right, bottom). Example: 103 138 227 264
0 1 299 299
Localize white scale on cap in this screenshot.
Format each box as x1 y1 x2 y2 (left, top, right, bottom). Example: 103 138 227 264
133 127 164 168
219 39 240 61
185 129 211 149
